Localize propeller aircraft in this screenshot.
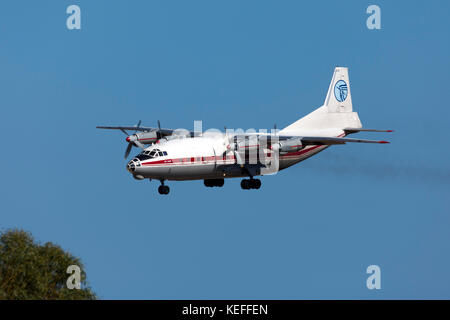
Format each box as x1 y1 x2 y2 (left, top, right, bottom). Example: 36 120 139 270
97 67 392 195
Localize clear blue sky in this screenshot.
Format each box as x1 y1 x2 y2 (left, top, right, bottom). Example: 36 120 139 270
1 0 449 299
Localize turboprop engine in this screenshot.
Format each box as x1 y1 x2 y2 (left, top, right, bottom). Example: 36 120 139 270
274 138 303 154
126 131 158 144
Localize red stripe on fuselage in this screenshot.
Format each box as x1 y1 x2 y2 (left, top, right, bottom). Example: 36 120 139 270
141 155 235 166
139 146 320 166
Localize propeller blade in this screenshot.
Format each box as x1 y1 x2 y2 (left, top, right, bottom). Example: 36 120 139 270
124 142 133 159
234 151 244 166
120 129 129 136
272 150 279 172
156 120 162 139
136 120 142 128
267 145 280 173
134 140 145 149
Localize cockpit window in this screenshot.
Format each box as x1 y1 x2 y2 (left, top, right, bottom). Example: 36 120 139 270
139 148 167 159
135 154 151 161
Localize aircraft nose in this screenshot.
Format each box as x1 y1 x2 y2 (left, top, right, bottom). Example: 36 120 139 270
126 158 141 173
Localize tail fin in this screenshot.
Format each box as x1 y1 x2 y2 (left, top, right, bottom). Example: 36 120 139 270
324 67 353 113
280 67 362 133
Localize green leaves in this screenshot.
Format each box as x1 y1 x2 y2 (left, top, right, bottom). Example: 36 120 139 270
0 229 96 300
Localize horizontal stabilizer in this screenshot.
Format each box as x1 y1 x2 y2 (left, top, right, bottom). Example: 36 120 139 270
344 128 394 134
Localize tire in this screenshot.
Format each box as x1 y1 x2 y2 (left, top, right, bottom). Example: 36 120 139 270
158 185 170 195
241 179 250 190
205 179 224 187
204 180 212 187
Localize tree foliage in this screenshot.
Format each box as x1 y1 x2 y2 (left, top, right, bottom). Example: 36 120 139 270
0 229 96 300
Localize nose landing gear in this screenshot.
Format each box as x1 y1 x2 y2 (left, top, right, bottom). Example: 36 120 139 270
240 178 261 190
158 180 170 195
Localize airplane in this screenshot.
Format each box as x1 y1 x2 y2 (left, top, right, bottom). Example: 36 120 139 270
97 67 392 195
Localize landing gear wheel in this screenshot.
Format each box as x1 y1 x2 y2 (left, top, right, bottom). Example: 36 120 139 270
158 185 170 195
241 179 261 190
241 179 250 190
204 179 225 188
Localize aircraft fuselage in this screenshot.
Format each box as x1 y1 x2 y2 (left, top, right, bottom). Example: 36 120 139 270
127 134 329 181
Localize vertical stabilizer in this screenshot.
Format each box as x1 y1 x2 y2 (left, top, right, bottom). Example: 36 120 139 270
280 67 361 134
324 67 353 113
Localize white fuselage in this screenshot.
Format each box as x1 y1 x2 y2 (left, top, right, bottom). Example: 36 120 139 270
126 131 338 181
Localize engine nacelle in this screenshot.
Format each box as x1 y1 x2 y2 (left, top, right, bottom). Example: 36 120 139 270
126 131 158 145
277 138 303 153
235 136 261 152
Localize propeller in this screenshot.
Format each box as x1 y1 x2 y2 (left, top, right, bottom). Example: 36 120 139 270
223 129 244 166
123 120 144 159
123 120 163 158
268 144 280 173
267 123 279 173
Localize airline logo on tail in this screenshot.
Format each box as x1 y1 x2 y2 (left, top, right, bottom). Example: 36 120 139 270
334 80 348 102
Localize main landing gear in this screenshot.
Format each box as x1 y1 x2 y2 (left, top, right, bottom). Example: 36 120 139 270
158 180 170 195
204 179 224 188
240 178 261 190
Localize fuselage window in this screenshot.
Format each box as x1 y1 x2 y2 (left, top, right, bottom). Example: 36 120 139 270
163 151 168 156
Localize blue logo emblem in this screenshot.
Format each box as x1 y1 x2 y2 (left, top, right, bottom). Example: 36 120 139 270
334 80 348 102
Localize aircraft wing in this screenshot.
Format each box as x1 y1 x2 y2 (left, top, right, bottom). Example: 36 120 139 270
233 126 392 145
298 136 389 145
97 126 391 145
96 125 155 132
96 125 186 137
